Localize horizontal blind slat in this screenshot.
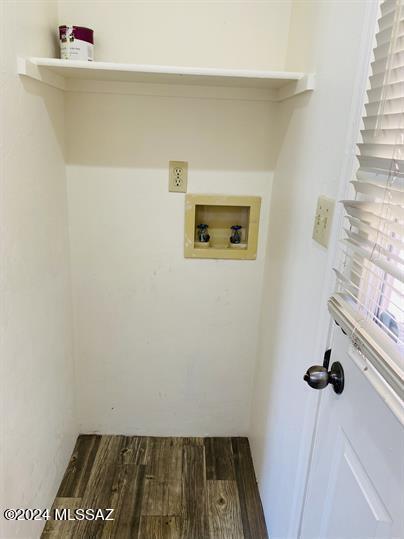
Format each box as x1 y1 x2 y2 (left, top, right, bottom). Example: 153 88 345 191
334 264 404 314
365 97 404 115
367 81 404 102
344 229 404 266
339 250 404 301
363 112 404 130
357 142 404 158
342 199 404 221
335 268 404 317
332 284 404 344
370 65 404 87
355 169 404 191
378 9 396 32
371 51 404 74
346 215 404 249
380 0 397 18
341 238 404 282
342 199 404 232
376 20 404 47
361 127 404 144
351 180 404 203
357 155 404 176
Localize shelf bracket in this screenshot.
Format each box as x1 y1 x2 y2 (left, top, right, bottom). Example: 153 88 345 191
276 73 315 102
17 58 66 91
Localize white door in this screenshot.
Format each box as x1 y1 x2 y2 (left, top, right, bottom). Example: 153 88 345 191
300 327 404 539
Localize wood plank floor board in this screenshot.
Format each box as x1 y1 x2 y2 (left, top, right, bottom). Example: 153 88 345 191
139 515 182 538
57 434 101 497
232 437 268 539
181 444 208 539
206 480 244 539
101 464 146 539
120 435 150 466
182 437 204 446
73 436 132 537
147 438 183 482
141 478 182 516
204 437 236 480
42 435 268 539
42 497 82 538
101 435 149 537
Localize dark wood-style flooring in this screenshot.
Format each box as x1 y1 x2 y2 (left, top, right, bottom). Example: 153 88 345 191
42 435 268 538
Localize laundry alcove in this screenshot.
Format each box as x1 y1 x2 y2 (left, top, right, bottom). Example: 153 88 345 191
17 47 313 438
9 1 382 538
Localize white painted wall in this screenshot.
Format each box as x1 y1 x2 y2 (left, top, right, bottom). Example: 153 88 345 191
58 0 292 70
59 0 293 436
0 2 77 537
65 90 277 435
249 1 376 538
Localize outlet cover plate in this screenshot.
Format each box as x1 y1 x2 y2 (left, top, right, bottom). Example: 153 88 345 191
169 160 188 193
312 195 335 248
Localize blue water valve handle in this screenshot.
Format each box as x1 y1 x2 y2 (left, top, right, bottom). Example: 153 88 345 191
197 223 210 242
230 225 242 244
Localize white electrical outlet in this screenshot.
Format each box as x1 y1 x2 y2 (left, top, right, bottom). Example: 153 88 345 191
312 196 335 248
169 161 188 193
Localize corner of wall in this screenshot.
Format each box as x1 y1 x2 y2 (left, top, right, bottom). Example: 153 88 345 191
2 2 78 536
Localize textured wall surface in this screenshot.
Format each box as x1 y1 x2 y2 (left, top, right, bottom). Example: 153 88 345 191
65 90 276 435
249 1 374 537
0 2 77 537
58 0 292 69
58 0 294 436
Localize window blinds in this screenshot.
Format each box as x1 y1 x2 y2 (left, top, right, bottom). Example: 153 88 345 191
329 0 404 398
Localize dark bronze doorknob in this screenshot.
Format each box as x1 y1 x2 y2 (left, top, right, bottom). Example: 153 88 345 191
303 361 344 394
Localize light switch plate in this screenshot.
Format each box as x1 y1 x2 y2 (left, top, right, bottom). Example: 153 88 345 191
169 160 188 193
312 196 335 248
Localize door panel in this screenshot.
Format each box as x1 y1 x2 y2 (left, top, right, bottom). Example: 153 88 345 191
301 329 403 539
319 428 392 539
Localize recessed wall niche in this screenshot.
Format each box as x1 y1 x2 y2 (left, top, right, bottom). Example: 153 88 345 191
184 194 261 260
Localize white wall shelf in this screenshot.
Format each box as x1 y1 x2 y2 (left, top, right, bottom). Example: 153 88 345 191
17 57 315 101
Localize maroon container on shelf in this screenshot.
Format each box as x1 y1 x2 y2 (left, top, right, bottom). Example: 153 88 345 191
59 25 94 61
